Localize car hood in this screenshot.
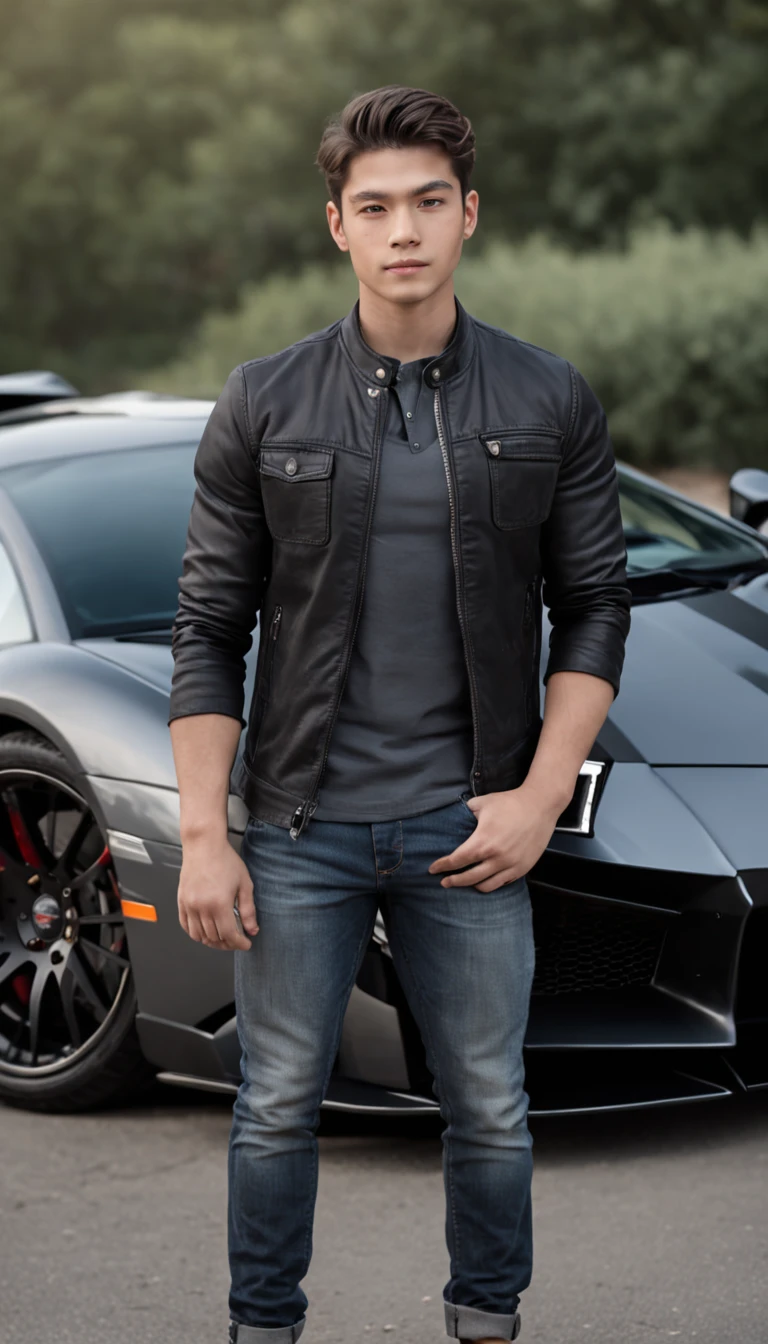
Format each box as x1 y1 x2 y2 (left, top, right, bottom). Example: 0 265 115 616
580 571 768 765
75 635 258 706
78 570 768 771
75 638 178 693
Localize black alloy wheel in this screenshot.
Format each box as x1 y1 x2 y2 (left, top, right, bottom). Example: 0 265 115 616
0 730 154 1110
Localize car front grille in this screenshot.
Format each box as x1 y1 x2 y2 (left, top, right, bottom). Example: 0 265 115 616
531 894 668 996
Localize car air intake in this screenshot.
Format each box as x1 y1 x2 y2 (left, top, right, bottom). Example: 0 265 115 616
531 893 668 996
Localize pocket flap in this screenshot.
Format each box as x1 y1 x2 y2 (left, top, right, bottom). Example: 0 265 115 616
260 447 334 482
480 429 562 462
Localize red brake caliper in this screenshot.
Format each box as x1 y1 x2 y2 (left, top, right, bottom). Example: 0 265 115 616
7 802 42 868
6 800 41 1004
11 974 32 1006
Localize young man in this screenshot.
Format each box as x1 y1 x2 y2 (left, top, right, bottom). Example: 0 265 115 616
168 86 631 1344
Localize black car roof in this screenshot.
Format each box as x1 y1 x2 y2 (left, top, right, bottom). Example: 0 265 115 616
0 393 213 471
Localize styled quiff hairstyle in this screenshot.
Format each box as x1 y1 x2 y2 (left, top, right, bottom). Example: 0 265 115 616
316 85 476 211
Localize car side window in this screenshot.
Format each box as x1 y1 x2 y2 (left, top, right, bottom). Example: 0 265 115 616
0 541 33 645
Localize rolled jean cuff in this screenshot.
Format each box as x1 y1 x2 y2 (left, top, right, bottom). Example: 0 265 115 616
229 1317 306 1343
444 1298 521 1341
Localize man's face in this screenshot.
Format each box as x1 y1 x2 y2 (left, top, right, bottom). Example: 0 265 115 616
326 144 478 305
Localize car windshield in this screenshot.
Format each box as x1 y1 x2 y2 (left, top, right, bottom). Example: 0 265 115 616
620 470 768 576
2 447 766 640
2 443 199 638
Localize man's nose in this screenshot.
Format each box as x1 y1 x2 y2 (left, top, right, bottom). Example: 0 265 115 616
388 206 421 247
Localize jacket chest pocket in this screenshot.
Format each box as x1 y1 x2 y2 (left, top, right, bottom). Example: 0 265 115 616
480 431 562 530
259 446 334 545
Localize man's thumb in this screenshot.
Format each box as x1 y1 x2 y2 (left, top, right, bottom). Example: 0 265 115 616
237 879 259 934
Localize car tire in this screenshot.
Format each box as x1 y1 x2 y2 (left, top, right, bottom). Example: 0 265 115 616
0 729 156 1112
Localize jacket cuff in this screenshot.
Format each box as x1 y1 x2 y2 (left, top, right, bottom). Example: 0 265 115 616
543 645 624 700
167 703 246 730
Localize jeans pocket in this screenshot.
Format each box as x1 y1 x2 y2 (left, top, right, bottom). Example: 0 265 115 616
457 792 478 823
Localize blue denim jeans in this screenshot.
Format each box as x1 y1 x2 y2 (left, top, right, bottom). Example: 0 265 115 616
227 792 535 1343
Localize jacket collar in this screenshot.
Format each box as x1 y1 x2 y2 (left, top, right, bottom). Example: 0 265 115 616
339 294 475 389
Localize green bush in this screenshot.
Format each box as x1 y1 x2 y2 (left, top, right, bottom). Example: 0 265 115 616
146 224 768 472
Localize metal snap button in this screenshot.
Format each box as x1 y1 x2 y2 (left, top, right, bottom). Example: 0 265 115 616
488 440 501 456
432 367 441 381
375 367 387 380
285 457 298 475
406 411 413 419
367 387 380 398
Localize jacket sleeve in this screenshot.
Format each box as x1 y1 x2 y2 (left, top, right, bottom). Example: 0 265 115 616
540 364 632 700
167 365 271 729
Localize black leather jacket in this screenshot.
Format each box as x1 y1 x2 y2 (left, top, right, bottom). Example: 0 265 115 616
168 297 632 839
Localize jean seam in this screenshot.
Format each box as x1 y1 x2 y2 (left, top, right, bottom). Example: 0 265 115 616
298 900 379 1274
384 920 462 1273
299 1139 318 1285
372 818 404 878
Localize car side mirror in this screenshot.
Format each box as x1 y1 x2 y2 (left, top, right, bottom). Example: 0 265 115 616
729 468 768 533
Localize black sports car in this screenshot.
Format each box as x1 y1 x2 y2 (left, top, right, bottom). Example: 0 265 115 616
1 378 768 1116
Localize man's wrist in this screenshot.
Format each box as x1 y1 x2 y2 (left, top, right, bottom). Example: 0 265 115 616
516 773 574 816
180 817 230 847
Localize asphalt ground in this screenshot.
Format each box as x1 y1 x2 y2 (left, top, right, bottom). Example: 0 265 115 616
2 1083 767 1344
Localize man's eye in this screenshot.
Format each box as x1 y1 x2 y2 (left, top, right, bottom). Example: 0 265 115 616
362 205 384 214
420 198 443 207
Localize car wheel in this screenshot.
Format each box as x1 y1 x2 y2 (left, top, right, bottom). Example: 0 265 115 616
0 729 155 1111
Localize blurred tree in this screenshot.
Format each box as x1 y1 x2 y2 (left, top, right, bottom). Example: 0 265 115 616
0 0 766 384
146 224 768 473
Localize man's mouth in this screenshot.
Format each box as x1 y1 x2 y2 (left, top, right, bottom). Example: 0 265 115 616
385 260 428 271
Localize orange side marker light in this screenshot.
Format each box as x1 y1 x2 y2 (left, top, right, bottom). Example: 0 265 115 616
121 898 158 922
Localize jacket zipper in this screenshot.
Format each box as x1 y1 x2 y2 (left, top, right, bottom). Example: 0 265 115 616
523 581 534 630
434 386 482 795
523 581 534 724
289 393 385 839
258 605 282 691
255 604 282 704
251 605 282 746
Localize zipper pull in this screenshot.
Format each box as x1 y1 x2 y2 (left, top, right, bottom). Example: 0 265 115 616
271 606 282 639
289 796 317 841
289 804 304 840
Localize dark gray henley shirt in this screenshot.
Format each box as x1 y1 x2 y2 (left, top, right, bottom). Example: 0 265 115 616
311 351 474 822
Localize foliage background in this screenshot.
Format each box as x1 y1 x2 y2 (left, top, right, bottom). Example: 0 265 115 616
3 0 768 468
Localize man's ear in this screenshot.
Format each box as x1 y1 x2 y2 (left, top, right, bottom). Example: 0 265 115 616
463 188 479 241
326 200 349 253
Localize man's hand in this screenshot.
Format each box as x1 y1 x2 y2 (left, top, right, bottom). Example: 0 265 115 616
429 669 616 892
177 834 260 950
428 784 566 893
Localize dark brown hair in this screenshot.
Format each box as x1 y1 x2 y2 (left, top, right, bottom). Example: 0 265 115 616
316 85 476 210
